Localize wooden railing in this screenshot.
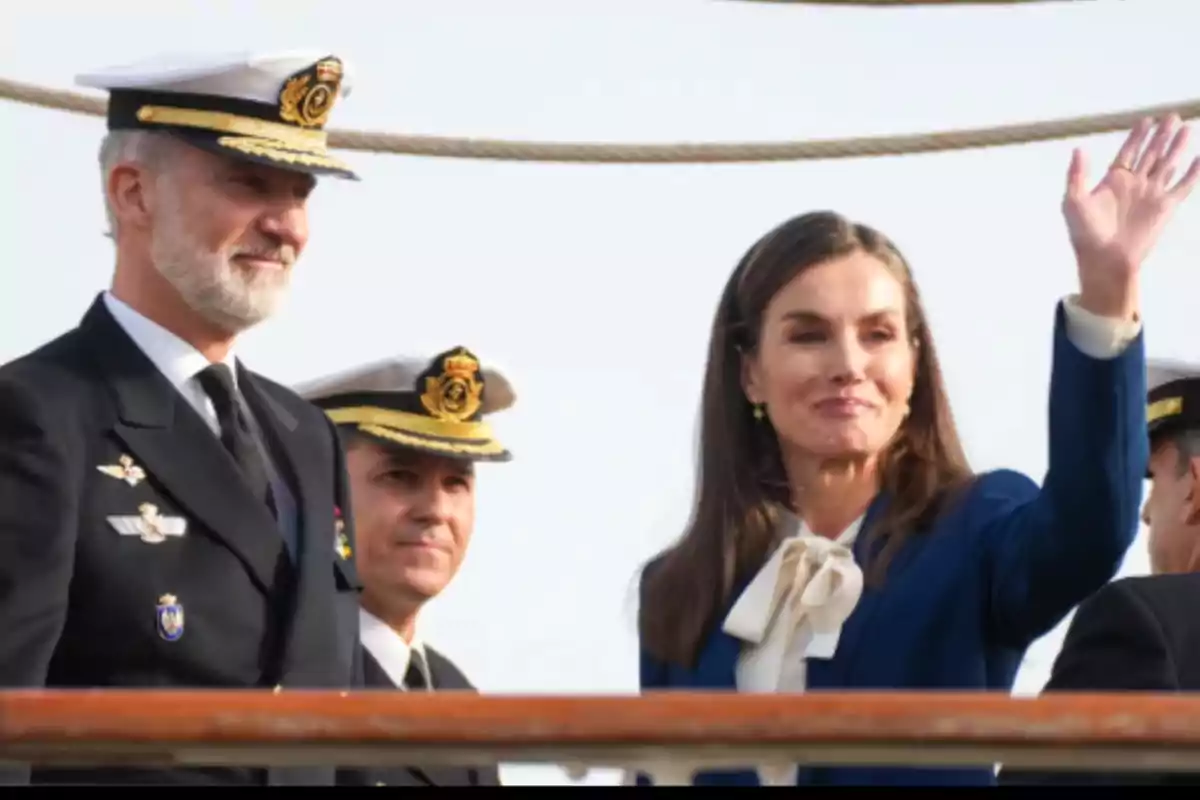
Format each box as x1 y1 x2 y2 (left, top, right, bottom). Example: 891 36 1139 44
2 690 1200 774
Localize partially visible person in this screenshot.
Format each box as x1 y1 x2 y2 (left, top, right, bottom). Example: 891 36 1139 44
0 50 364 786
633 115 1200 786
999 358 1200 786
297 347 510 787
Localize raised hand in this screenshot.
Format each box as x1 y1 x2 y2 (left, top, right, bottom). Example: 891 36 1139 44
1062 114 1200 319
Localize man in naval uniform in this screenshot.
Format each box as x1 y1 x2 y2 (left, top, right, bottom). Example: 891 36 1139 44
999 359 1200 786
296 346 510 787
0 52 364 785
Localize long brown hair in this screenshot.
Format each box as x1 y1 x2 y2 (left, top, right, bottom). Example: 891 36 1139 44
639 210 973 668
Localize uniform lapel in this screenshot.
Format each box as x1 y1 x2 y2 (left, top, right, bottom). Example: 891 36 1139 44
361 649 478 787
362 648 392 687
360 651 437 786
81 298 287 594
410 651 481 787
239 368 341 685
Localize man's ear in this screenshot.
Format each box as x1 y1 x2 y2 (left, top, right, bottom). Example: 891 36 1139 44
1186 455 1200 526
107 162 156 234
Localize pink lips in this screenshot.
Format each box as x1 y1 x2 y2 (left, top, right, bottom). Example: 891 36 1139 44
813 397 873 418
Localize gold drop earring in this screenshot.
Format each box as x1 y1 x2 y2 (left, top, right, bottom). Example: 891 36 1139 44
752 402 765 421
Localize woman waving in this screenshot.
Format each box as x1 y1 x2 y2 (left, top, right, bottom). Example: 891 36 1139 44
635 116 1199 787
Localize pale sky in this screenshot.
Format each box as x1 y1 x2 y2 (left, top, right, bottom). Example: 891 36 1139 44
3 0 1198 786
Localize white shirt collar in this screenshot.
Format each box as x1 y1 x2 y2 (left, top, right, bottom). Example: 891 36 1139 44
102 290 238 390
359 607 432 691
778 508 864 549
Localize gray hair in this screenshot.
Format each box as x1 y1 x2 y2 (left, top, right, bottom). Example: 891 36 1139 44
97 130 178 237
1174 428 1200 476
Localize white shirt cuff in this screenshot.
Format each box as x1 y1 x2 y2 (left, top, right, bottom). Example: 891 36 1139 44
1061 294 1142 360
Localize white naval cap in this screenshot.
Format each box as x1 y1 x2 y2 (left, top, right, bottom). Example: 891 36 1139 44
297 347 515 462
1146 356 1200 444
76 50 359 179
1148 357 1200 392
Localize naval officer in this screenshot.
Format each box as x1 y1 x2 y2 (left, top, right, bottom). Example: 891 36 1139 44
297 346 510 787
999 358 1200 786
0 51 364 785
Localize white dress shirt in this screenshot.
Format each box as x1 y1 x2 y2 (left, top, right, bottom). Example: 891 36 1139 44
359 608 432 691
102 291 238 437
633 295 1143 787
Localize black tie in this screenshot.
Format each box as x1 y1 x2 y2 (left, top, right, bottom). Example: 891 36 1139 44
197 363 276 515
404 659 428 691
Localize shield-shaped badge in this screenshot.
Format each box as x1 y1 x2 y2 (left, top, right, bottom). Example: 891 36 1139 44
156 593 184 641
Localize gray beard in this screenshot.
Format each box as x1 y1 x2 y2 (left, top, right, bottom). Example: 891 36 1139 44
148 198 291 334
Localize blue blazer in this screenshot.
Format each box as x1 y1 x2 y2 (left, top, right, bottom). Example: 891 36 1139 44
637 302 1147 786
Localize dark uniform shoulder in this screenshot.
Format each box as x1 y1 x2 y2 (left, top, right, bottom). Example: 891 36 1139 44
0 324 94 383
245 369 342 438
423 645 476 691
247 370 322 412
0 326 99 419
1099 573 1200 620
1111 571 1200 595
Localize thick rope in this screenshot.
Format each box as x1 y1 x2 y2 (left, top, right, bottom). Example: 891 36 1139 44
1 75 1195 164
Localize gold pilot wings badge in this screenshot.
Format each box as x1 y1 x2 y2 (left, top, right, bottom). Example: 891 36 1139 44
97 454 147 487
108 503 187 544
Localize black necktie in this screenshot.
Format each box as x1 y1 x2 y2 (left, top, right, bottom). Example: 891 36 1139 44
404 658 428 691
197 363 276 515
